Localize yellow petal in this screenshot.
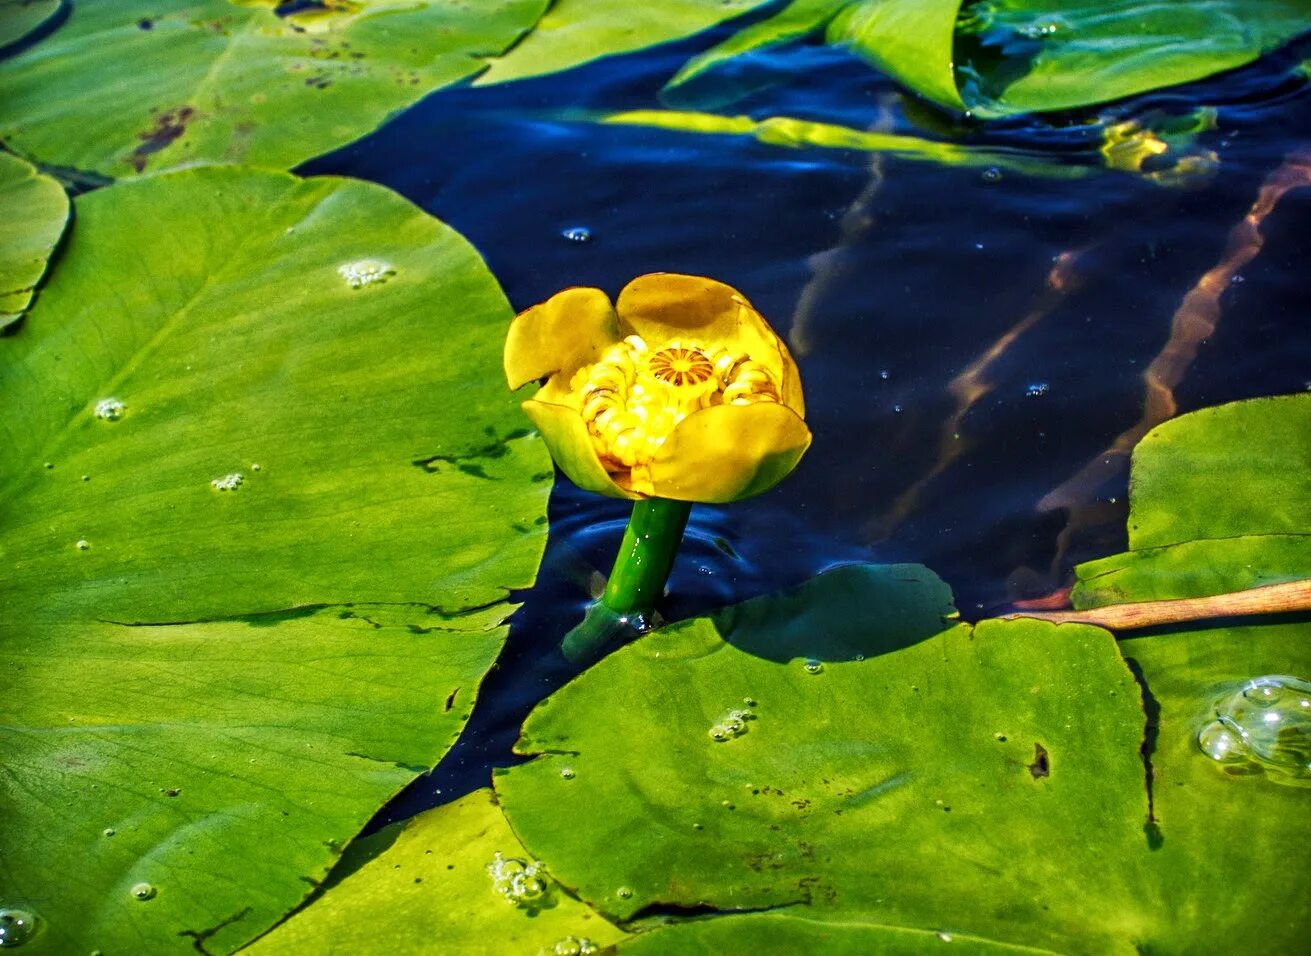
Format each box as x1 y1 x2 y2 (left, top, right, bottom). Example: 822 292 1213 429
520 399 640 501
504 287 620 391
646 403 812 503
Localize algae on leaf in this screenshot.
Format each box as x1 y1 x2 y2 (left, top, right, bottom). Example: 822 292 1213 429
249 789 628 954
0 0 547 177
0 151 67 329
0 166 551 954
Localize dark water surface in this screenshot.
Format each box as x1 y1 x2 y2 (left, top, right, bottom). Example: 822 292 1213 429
303 29 1311 826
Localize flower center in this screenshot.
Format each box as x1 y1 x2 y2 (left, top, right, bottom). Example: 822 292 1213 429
648 347 715 387
570 335 781 489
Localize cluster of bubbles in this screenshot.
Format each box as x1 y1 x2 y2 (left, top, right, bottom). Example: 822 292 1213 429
337 259 395 289
708 698 758 742
487 852 549 908
0 909 39 949
560 226 592 243
93 398 125 421
549 937 598 956
211 472 244 491
1197 675 1311 780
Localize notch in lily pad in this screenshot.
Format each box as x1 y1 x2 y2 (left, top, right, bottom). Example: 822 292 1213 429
505 273 811 663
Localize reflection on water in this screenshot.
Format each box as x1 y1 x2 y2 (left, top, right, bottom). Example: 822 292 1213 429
306 26 1311 824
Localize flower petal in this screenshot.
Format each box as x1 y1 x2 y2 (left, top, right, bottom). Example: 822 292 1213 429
504 287 620 391
520 399 640 500
646 403 812 503
616 273 745 344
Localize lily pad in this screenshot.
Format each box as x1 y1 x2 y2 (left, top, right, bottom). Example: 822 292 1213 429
1073 395 1311 606
665 0 1311 116
1066 396 1311 947
0 0 547 177
496 565 1173 952
248 788 628 954
497 560 1311 950
0 151 67 329
0 166 551 953
474 0 773 86
0 0 60 50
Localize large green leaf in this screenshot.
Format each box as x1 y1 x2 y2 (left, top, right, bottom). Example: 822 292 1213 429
0 0 60 50
496 561 1311 951
665 0 1311 116
1073 395 1310 606
0 0 547 177
0 151 67 329
474 0 773 86
496 565 1176 953
248 789 629 953
0 166 551 953
1066 396 1311 945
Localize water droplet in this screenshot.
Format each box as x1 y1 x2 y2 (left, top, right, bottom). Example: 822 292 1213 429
561 226 592 243
1025 382 1050 397
709 704 757 742
981 166 1002 183
802 658 824 675
102 828 115 837
75 539 90 551
1198 675 1311 779
129 883 156 901
337 259 395 289
616 886 633 899
42 462 53 470
81 474 90 482
0 909 39 948
93 398 125 421
211 472 244 491
486 852 548 907
251 463 262 472
893 404 904 413
742 697 757 707
559 767 576 780
879 369 890 380
937 931 954 942
551 937 598 956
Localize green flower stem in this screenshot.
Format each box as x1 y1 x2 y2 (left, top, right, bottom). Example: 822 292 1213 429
561 497 692 664
602 497 693 613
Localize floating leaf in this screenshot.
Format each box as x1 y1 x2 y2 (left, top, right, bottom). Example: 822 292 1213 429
496 565 1176 952
1074 395 1311 605
497 558 1311 949
0 151 67 328
665 0 1311 117
475 0 773 86
249 789 628 954
0 166 551 953
0 0 547 177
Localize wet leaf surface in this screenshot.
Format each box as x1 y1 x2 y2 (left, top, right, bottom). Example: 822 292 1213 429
249 788 628 954
0 166 550 953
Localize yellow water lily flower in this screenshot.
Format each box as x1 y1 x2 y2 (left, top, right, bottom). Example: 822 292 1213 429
505 273 810 503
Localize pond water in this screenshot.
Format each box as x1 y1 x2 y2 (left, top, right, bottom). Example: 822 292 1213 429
296 26 1311 826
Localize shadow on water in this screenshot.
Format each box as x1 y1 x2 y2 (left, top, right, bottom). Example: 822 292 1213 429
304 28 1311 828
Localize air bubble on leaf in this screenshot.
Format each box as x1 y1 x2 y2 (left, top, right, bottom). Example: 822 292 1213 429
551 938 598 956
75 540 90 551
337 259 395 289
93 398 125 421
802 658 824 675
559 767 576 780
0 909 40 948
616 886 633 899
1198 675 1311 780
561 226 592 243
487 852 548 907
102 828 115 837
211 472 244 491
129 883 156 901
